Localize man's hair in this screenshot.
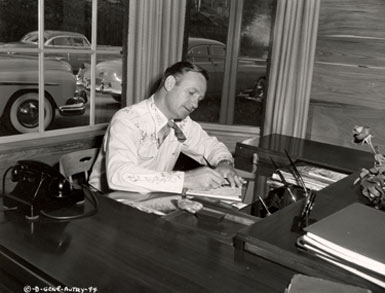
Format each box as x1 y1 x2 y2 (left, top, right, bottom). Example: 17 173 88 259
161 61 209 86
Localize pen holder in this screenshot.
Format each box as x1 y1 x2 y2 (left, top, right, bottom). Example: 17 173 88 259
291 190 318 233
256 186 307 218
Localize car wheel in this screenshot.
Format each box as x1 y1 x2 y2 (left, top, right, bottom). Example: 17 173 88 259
4 92 55 133
251 77 266 100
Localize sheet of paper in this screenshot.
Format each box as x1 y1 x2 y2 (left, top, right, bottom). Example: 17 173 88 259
186 186 243 202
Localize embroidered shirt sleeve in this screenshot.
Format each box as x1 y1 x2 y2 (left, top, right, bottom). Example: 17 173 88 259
181 117 233 166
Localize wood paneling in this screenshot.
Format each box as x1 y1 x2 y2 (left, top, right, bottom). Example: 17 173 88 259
316 36 385 68
307 102 385 152
0 131 104 191
318 0 385 37
311 63 385 109
308 0 385 153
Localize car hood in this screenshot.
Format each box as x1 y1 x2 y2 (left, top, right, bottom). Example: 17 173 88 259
0 41 37 49
0 54 72 72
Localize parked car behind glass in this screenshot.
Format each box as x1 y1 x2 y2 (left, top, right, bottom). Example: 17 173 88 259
0 54 85 134
0 30 121 73
76 37 266 102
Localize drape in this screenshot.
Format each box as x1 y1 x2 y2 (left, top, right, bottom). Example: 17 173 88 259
125 0 187 105
263 0 320 138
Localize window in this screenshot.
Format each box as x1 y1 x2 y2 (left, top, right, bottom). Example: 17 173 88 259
184 0 273 127
189 45 210 62
0 0 125 141
50 37 72 46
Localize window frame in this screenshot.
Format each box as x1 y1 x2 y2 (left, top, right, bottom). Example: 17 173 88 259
0 0 109 144
184 0 266 133
0 0 263 145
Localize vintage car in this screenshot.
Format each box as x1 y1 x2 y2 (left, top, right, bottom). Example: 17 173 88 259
0 30 121 73
76 37 266 102
0 54 86 134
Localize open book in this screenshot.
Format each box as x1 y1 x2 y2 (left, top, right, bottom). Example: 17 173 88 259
186 185 243 202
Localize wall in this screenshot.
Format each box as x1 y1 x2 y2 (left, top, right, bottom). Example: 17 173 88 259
0 131 104 191
306 0 385 154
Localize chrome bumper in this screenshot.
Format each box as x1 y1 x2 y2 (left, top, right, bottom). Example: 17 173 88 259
95 83 121 96
77 78 121 96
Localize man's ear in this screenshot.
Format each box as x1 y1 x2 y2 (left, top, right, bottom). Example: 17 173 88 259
164 75 176 91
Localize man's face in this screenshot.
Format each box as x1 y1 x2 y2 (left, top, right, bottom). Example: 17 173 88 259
165 71 207 120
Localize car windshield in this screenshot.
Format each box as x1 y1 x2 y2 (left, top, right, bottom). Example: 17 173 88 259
21 33 39 43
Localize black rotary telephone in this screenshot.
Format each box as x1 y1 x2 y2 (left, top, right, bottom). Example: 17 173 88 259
4 160 84 219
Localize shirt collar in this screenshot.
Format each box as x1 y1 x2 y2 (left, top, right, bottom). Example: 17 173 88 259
147 95 168 137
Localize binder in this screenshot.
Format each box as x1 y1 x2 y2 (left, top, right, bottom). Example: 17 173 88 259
297 203 385 288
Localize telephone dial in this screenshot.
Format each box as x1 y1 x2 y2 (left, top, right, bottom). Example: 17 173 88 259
3 160 85 220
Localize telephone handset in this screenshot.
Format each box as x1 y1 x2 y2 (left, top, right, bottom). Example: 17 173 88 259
4 160 84 219
11 160 71 198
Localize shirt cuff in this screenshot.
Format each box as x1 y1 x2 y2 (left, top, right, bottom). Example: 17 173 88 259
215 158 234 167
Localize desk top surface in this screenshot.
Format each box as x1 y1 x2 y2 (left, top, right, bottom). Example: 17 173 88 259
0 193 295 292
236 134 373 173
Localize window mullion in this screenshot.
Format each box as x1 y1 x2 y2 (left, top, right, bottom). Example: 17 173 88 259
89 0 98 126
220 0 244 125
38 0 45 134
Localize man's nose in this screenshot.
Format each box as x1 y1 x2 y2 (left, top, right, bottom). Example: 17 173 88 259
191 95 199 108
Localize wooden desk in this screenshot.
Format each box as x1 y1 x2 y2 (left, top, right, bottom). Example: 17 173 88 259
0 192 296 292
0 134 377 291
234 135 384 292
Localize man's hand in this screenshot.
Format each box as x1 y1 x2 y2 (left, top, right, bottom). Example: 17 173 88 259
215 160 246 188
184 167 226 190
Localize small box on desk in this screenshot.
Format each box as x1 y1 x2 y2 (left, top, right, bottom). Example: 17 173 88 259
234 135 304 171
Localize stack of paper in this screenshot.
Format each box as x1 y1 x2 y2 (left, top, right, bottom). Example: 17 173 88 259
297 203 385 289
272 162 348 191
186 185 243 202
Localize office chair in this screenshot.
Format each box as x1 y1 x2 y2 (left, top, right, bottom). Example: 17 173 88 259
59 148 99 187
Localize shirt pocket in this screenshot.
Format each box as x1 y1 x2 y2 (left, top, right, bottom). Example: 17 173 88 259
138 140 158 159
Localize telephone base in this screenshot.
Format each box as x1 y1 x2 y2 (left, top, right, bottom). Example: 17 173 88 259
3 188 85 220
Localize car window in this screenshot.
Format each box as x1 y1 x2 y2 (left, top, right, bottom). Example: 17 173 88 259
188 45 210 62
211 45 226 62
72 37 89 48
49 37 72 46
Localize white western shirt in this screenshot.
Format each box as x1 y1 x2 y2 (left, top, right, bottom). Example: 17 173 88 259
89 96 233 194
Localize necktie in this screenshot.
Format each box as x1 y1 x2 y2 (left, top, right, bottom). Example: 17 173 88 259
168 120 187 142
157 120 186 147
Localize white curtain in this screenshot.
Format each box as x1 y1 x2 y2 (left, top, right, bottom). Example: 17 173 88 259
263 0 320 138
125 0 187 105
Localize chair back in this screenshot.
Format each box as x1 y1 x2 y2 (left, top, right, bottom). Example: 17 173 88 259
59 148 99 185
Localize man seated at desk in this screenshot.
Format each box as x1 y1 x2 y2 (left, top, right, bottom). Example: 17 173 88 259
89 61 244 195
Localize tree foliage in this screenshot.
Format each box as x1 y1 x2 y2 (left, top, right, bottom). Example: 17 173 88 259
0 0 126 45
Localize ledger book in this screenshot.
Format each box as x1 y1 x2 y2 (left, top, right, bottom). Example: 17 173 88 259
297 203 385 288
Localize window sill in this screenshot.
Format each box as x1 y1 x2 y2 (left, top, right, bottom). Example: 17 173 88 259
0 129 105 155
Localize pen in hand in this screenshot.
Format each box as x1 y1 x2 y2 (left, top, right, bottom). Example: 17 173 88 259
202 156 240 187
202 156 214 169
